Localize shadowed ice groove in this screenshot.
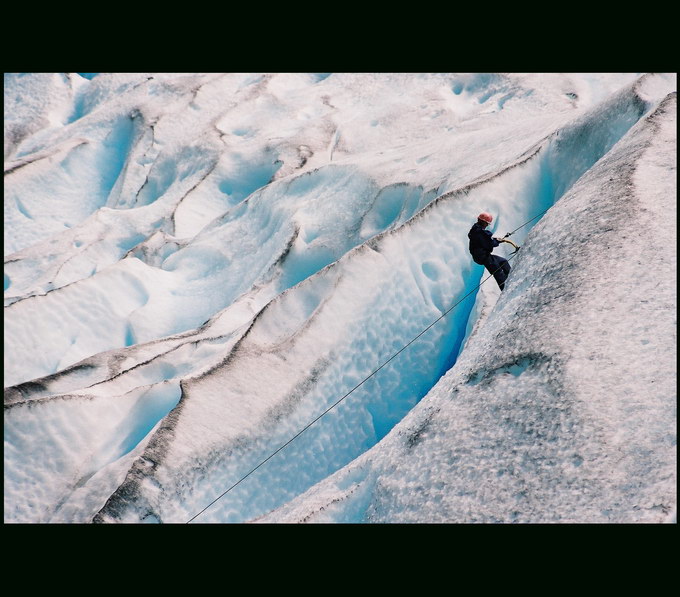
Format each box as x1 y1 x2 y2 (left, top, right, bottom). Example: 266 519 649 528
4 380 181 523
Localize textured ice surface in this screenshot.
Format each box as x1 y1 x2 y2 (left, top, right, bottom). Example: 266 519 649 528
4 73 676 523
262 92 678 524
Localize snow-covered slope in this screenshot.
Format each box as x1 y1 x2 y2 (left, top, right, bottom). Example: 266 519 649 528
4 73 676 523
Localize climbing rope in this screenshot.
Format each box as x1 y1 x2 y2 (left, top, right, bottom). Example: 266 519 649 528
185 210 546 523
502 207 550 238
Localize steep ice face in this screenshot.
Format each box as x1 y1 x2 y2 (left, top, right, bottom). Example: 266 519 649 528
261 92 678 524
4 73 676 523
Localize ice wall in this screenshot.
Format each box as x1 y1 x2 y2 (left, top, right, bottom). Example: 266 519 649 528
261 92 677 524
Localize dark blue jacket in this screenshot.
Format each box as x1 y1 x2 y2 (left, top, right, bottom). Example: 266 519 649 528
468 222 499 265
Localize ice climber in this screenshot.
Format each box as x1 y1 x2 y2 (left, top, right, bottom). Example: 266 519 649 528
468 212 511 291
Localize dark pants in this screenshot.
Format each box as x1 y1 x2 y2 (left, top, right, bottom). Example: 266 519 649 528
484 255 511 290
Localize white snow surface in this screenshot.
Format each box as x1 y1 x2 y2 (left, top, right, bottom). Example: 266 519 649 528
4 72 676 523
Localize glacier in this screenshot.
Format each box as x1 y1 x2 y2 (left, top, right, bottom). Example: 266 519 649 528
3 72 676 523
